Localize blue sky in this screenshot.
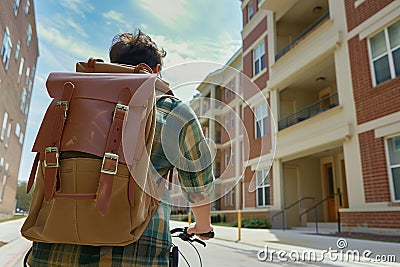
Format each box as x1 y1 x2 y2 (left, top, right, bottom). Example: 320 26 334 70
18 0 243 182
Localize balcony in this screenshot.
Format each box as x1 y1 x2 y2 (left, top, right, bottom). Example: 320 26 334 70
278 92 339 130
258 0 297 13
275 11 330 61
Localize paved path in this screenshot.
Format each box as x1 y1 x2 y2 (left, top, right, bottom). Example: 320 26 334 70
0 218 399 266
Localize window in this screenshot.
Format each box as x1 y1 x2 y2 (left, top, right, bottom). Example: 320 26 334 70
18 57 24 83
0 112 8 141
0 157 3 172
24 102 30 121
19 132 24 144
0 162 9 201
230 189 235 206
1 28 12 70
20 88 27 111
231 112 235 130
5 123 11 148
27 80 33 94
224 149 230 167
224 186 229 207
231 147 235 166
247 2 254 21
225 87 230 101
253 42 266 76
369 20 400 86
25 0 30 15
15 40 20 60
15 123 21 137
224 115 229 130
14 0 20 15
254 102 268 138
387 135 400 201
25 67 30 86
256 169 270 207
27 24 32 47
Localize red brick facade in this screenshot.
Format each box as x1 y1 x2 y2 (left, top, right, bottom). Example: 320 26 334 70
349 36 400 125
358 130 391 203
341 211 400 229
243 17 267 51
345 0 394 32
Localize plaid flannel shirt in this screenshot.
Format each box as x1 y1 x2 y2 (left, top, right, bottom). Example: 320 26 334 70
28 96 215 267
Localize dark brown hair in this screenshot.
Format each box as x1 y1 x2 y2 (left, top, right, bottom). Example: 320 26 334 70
109 29 166 69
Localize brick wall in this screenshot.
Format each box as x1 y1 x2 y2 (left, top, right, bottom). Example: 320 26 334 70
344 0 394 32
359 130 391 202
243 17 267 51
341 211 400 229
349 36 400 125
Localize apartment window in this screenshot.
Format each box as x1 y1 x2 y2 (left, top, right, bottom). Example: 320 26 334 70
253 42 266 76
0 157 3 172
230 188 235 206
231 112 235 130
19 132 24 144
247 2 254 21
25 0 30 15
256 169 270 207
18 57 24 83
369 20 400 86
0 112 8 141
224 115 229 130
20 88 27 111
231 147 235 166
27 24 32 47
224 186 229 207
387 135 400 201
15 41 20 60
224 149 230 167
27 80 33 94
5 123 11 148
225 87 230 101
24 102 30 121
254 102 268 138
1 28 12 70
13 0 20 15
0 163 9 201
15 123 21 137
25 67 30 86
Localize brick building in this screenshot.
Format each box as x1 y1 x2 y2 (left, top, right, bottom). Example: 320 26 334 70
178 0 400 235
0 0 39 219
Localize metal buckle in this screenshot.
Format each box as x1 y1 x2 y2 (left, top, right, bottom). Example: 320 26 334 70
113 104 129 121
101 152 119 175
44 147 59 168
56 101 69 119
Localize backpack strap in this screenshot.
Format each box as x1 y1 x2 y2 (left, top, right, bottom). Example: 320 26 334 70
96 87 132 216
43 82 75 201
26 152 40 194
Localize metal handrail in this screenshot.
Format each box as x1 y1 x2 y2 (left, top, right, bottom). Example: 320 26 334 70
275 11 330 61
298 193 341 234
278 92 339 130
271 196 314 230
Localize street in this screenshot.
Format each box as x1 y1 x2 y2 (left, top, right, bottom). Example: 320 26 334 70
0 219 399 267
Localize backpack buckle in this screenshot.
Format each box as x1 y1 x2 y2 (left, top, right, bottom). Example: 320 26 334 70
113 104 129 121
44 147 59 168
101 152 119 175
56 101 69 119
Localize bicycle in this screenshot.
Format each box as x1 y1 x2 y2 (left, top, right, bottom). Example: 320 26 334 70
169 227 214 267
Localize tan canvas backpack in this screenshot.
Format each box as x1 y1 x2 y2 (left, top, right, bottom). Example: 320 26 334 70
21 58 172 246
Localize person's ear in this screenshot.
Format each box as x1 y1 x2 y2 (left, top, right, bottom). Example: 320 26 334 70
154 64 161 73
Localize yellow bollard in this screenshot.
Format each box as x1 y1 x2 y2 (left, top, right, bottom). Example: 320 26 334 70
188 212 192 224
238 210 242 241
178 213 182 221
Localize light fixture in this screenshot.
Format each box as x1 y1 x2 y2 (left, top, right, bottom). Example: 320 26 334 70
313 6 323 14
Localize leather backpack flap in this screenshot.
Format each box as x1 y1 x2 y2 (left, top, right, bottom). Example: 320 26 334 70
32 72 157 165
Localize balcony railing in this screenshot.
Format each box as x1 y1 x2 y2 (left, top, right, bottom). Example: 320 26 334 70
278 92 338 130
275 11 330 61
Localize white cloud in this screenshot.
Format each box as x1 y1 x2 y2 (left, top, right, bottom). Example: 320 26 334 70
59 0 94 17
102 10 125 26
65 18 88 38
137 0 189 28
37 23 107 61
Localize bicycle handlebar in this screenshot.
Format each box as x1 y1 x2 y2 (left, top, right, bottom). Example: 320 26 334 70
170 227 214 247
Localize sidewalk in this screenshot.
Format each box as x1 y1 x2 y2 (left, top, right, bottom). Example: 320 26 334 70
170 221 400 265
1 218 399 266
0 218 31 267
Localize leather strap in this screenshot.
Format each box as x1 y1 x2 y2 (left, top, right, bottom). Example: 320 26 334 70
85 58 104 72
96 88 132 215
43 82 75 201
26 152 40 194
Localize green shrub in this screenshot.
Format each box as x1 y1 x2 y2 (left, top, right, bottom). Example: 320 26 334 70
229 218 271 229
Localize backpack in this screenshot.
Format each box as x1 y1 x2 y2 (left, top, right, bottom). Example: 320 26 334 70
21 58 173 246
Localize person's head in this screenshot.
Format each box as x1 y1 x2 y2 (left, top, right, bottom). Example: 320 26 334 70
109 29 166 73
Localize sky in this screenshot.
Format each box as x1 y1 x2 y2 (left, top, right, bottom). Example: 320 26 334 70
18 0 243 182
